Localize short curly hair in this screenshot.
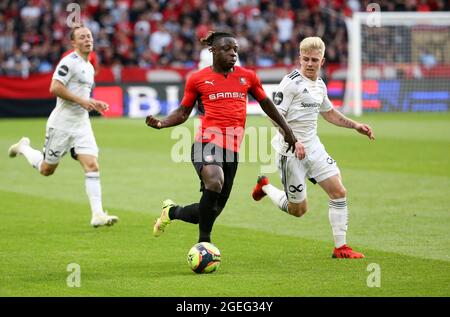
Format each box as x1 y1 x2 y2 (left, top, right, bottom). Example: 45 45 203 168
200 31 235 47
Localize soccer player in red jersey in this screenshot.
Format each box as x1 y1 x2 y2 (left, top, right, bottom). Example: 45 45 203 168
146 31 298 243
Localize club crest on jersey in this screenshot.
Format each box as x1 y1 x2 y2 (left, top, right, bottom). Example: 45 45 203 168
239 77 247 85
273 92 283 105
58 65 69 76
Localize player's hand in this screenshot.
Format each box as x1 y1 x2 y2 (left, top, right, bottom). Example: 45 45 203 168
355 123 375 140
284 129 297 153
295 141 306 160
92 99 109 115
79 99 97 112
146 115 162 129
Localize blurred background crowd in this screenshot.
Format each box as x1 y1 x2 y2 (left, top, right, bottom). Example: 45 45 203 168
0 0 449 77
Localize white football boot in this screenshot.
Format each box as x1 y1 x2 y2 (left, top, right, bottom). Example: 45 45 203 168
91 211 119 228
8 137 30 158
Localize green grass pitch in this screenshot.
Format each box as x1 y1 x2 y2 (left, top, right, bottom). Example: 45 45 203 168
0 113 449 296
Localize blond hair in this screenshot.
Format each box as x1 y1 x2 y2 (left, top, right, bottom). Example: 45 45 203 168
299 37 325 57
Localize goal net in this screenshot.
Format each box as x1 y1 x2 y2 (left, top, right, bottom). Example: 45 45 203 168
345 12 450 116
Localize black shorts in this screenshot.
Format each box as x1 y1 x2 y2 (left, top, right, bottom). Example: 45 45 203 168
191 142 239 208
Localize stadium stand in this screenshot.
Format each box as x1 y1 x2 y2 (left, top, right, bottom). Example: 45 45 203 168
1 0 449 78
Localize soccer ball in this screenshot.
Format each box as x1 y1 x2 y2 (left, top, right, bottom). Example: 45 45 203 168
187 242 221 274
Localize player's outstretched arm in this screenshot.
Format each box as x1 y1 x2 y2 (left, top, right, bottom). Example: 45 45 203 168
259 97 297 153
146 105 194 130
49 79 108 114
321 108 375 140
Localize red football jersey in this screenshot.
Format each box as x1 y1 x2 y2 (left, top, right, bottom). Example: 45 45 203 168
181 66 267 152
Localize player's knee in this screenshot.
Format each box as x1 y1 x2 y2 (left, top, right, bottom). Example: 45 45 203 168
329 187 347 199
40 167 55 177
84 161 99 172
204 178 223 192
289 203 307 217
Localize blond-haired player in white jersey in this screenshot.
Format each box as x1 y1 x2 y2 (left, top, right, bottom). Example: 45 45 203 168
8 25 118 228
252 37 374 258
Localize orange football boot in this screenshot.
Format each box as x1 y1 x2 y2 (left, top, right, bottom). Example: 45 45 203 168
252 175 270 201
332 244 365 259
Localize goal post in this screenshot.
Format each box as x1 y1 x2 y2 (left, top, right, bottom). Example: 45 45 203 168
344 12 450 116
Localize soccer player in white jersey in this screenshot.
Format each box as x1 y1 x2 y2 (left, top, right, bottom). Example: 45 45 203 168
8 25 118 228
252 37 374 258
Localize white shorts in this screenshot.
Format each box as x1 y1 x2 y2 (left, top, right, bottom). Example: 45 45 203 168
277 142 340 203
43 126 98 165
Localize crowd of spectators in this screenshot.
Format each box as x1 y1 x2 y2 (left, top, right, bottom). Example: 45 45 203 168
0 0 449 77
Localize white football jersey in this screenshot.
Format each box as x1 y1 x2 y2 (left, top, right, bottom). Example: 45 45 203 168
272 69 333 156
48 51 95 132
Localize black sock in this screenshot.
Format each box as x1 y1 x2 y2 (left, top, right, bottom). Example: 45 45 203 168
198 189 220 243
169 204 199 224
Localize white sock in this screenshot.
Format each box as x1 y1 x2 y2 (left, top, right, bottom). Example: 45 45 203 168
329 197 348 248
85 172 104 217
262 184 289 212
20 144 43 171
